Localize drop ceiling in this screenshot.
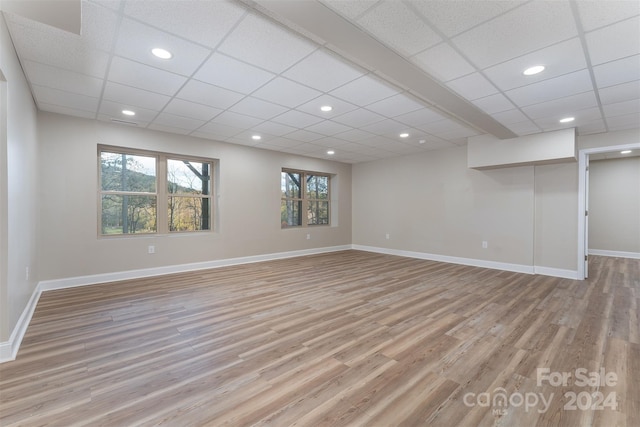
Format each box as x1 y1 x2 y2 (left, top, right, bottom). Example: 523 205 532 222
2 0 639 163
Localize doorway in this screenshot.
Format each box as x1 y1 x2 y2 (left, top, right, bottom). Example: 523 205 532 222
577 142 640 279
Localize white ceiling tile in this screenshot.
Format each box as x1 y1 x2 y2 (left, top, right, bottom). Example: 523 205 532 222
108 57 187 95
329 74 399 106
176 80 244 109
304 120 352 136
8 1 117 51
103 81 171 111
147 124 191 136
114 18 212 77
256 137 303 148
99 99 158 124
283 49 364 92
152 113 206 131
483 37 588 91
577 1 640 32
357 1 441 56
196 121 244 139
252 77 322 108
124 0 246 49
599 80 640 105
522 91 598 119
434 127 480 140
334 129 376 142
218 13 316 73
506 69 593 107
451 1 578 69
472 93 515 114
411 42 476 83
162 99 222 121
271 110 325 128
358 135 397 148
420 118 468 134
593 55 640 88
6 18 111 78
295 95 358 119
32 85 99 112
394 107 448 127
603 99 640 118
408 0 525 38
576 119 607 136
332 108 386 128
606 112 640 131
251 121 298 137
446 73 498 101
284 129 325 142
212 111 263 129
365 93 425 118
229 130 277 143
89 0 122 11
533 106 602 131
320 0 378 20
229 97 288 120
360 119 408 136
193 53 275 94
586 16 640 65
22 60 103 98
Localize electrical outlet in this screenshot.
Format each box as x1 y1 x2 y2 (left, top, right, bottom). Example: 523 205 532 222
482 241 488 249
148 245 155 254
385 233 390 240
26 266 30 280
306 234 311 240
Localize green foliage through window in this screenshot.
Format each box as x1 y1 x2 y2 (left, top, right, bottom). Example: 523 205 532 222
99 147 213 235
281 169 330 228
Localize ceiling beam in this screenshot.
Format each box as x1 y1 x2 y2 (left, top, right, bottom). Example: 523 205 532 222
247 0 517 139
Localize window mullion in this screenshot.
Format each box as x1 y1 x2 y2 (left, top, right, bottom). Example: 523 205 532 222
157 155 168 234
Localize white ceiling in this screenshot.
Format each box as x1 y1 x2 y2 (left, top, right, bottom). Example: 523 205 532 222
2 0 639 163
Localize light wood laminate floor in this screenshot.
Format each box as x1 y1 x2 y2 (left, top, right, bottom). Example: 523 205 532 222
0 251 638 426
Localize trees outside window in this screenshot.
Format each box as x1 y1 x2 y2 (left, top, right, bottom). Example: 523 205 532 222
99 146 213 236
281 169 330 228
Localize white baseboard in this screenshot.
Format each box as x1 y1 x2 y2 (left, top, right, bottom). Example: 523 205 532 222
533 266 579 279
0 287 42 363
351 245 536 275
589 249 640 260
38 245 351 291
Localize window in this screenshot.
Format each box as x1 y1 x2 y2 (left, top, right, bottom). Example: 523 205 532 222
281 169 330 228
99 146 213 236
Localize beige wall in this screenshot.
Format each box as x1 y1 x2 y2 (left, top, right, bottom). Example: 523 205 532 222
0 15 39 342
37 112 352 281
589 156 640 254
352 146 536 267
534 163 578 269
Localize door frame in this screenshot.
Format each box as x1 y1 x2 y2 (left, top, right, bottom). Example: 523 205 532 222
577 142 640 280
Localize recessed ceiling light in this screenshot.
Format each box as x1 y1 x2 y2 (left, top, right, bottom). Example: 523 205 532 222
399 133 409 138
251 135 261 140
621 150 632 154
122 109 135 116
559 117 575 123
320 105 333 112
523 65 545 76
419 139 426 144
327 150 335 155
151 48 172 59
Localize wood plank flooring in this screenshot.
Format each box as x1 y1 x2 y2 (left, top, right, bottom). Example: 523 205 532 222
0 251 638 426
